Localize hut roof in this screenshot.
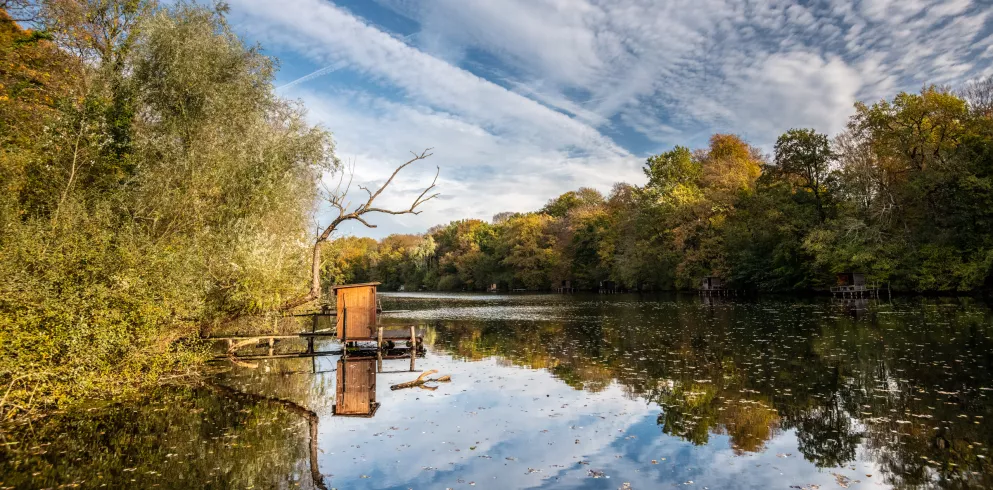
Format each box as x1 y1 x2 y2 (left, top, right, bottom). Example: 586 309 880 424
330 282 382 290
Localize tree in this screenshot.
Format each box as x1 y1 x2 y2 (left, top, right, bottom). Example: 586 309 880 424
39 0 155 68
540 187 604 217
0 2 346 413
774 128 834 222
963 75 993 118
281 151 439 310
498 213 559 289
643 145 698 192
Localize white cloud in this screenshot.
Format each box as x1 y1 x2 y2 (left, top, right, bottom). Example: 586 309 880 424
368 0 990 143
230 0 626 158
297 89 641 237
225 0 993 236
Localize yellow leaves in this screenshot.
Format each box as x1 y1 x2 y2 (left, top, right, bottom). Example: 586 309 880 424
701 134 762 197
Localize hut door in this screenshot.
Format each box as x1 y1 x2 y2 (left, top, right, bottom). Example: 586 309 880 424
337 286 377 340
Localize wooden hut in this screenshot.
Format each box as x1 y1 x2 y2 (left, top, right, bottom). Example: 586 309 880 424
699 276 733 296
830 272 878 298
332 282 380 341
835 272 866 287
333 357 379 417
700 276 724 291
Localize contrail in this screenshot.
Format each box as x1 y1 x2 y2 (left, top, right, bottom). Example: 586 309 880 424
276 33 417 92
276 60 351 91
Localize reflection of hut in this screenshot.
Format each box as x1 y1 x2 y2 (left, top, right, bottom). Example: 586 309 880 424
333 282 380 341
333 357 379 417
830 272 879 298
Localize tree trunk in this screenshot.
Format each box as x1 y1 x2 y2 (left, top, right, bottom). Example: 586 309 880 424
281 241 322 311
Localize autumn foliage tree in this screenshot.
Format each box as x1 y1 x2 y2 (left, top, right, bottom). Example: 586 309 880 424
328 83 993 295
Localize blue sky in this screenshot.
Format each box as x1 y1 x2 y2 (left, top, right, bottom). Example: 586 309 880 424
223 0 993 238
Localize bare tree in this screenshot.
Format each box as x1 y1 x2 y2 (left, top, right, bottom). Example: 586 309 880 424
1 1 38 23
964 76 993 118
281 149 439 311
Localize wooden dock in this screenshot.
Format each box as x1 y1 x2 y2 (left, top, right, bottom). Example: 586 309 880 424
830 284 882 298
206 325 425 361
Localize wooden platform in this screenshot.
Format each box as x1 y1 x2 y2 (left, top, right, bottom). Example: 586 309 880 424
206 326 425 362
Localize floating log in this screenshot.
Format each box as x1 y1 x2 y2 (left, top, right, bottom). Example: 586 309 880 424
390 369 452 391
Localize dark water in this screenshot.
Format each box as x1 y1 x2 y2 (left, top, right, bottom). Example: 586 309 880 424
3 293 993 489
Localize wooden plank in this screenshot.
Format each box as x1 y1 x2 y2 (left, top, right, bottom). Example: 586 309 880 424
330 282 382 290
206 332 339 341
213 350 342 360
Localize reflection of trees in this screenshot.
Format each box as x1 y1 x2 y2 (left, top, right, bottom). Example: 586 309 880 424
791 404 860 467
418 296 993 488
0 385 318 489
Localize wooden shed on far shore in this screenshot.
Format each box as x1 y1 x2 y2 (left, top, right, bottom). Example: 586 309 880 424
835 272 866 287
700 276 724 291
332 282 380 341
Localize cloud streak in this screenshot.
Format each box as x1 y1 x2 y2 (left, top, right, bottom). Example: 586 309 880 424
226 0 993 236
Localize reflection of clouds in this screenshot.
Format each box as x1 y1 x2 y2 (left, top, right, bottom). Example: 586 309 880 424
214 294 990 488
312 352 892 489
317 354 654 488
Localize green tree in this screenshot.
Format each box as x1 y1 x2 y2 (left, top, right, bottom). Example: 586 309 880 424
774 128 834 222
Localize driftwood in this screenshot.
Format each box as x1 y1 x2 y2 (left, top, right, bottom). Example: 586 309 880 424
389 369 452 391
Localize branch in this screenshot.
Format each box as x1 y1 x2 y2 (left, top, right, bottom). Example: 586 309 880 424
280 148 440 312
356 148 434 214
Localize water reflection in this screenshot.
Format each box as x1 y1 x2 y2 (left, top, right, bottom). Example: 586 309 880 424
0 385 321 489
334 357 379 417
2 294 992 489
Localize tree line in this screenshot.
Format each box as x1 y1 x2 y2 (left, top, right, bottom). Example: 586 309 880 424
326 83 993 294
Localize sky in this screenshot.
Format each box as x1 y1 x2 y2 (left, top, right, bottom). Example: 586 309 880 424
223 0 993 238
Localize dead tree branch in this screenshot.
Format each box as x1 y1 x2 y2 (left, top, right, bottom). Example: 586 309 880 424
281 149 439 311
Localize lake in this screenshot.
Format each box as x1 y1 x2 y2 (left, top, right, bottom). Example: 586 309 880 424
2 293 992 489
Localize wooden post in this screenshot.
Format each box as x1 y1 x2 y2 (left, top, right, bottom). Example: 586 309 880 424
377 326 384 372
268 337 275 357
409 325 416 371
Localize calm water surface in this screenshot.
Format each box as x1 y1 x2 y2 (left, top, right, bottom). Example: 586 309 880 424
3 293 992 489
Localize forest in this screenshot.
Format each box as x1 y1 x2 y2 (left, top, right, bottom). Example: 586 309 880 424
324 84 993 294
0 1 338 416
